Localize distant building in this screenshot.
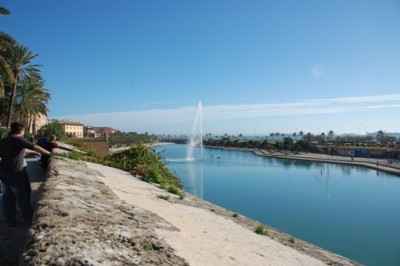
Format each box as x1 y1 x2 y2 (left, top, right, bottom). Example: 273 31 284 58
59 121 84 138
85 126 116 139
0 114 48 135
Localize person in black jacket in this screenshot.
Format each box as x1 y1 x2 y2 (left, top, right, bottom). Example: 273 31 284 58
0 122 52 227
39 135 59 171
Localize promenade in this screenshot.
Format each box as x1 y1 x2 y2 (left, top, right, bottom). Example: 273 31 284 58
252 150 400 176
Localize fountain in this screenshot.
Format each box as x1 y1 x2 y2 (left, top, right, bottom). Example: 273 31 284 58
186 101 203 161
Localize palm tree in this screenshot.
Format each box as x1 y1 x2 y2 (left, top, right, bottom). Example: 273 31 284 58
0 6 16 99
376 130 385 144
4 44 41 127
0 7 15 46
14 76 50 133
321 132 326 141
327 130 334 141
0 7 11 16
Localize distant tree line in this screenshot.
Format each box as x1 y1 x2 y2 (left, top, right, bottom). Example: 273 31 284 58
203 130 399 153
108 131 157 147
203 137 322 153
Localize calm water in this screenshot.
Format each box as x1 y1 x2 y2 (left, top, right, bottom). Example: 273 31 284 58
154 144 400 266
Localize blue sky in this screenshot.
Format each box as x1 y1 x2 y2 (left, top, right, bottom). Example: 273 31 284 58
2 0 400 135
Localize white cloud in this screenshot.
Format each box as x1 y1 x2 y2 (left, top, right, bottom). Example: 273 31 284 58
55 94 400 134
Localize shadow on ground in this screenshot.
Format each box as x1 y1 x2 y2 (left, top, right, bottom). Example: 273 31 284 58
0 158 46 266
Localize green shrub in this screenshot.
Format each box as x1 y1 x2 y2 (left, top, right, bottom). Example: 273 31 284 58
142 243 153 252
61 142 183 195
142 166 161 183
255 225 269 236
167 186 185 199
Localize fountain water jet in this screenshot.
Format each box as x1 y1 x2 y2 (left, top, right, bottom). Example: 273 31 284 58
186 101 203 161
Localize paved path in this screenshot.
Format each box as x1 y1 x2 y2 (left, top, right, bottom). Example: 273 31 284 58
252 150 400 176
0 158 46 266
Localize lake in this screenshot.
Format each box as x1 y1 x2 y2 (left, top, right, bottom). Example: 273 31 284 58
154 144 400 266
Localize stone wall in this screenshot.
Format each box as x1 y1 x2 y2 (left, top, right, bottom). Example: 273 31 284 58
20 157 187 265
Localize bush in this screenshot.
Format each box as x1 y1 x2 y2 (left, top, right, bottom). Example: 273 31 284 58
62 142 183 193
255 225 269 236
0 127 10 139
142 166 161 183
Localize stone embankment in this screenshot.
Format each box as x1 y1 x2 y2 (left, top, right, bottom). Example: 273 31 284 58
2 155 361 265
207 146 400 176
253 150 400 176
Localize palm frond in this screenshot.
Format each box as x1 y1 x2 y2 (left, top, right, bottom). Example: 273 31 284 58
0 7 11 15
0 31 16 47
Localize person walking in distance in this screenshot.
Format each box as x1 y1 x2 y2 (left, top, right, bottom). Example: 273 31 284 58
0 122 53 227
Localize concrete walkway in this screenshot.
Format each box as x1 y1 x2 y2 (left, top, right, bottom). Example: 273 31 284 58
252 150 400 176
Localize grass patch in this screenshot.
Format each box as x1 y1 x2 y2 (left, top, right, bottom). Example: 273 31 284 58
255 225 269 236
232 212 240 218
120 205 134 218
210 208 216 213
167 186 185 199
123 242 134 249
101 190 111 196
142 243 154 252
288 236 295 244
157 195 170 201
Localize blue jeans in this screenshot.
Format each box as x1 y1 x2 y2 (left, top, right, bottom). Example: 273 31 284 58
1 170 33 226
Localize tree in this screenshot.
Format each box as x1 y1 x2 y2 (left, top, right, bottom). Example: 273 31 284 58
0 6 16 99
4 44 41 127
304 132 313 143
0 7 10 15
14 76 50 133
320 132 326 142
327 130 334 141
0 7 15 45
376 130 384 144
37 121 65 141
283 137 294 150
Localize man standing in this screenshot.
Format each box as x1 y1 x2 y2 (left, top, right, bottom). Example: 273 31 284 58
0 122 52 227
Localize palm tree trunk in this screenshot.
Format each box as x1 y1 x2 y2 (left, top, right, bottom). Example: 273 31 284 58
28 115 32 132
32 116 37 135
6 76 18 128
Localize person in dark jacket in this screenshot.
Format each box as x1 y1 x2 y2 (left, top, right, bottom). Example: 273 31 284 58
0 122 52 227
39 135 59 171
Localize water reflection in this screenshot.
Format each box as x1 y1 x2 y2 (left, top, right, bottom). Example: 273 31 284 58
167 160 204 198
186 160 204 198
314 164 331 198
